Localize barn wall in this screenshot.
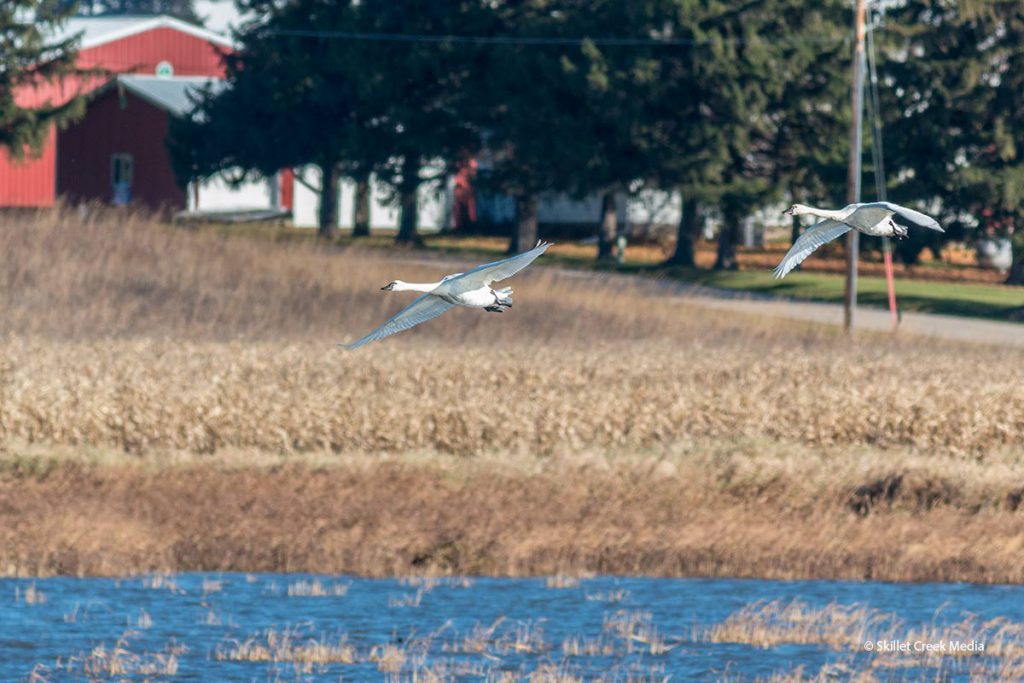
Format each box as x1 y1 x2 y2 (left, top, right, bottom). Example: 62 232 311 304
57 89 186 211
77 28 227 77
0 130 57 208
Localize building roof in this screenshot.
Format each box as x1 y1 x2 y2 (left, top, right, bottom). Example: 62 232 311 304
58 15 236 50
107 75 225 117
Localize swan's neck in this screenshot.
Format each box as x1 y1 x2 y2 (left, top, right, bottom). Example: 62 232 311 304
796 204 846 221
392 280 440 293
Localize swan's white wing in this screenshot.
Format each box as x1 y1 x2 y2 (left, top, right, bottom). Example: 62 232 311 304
442 241 553 294
773 219 852 279
861 202 944 232
339 294 454 349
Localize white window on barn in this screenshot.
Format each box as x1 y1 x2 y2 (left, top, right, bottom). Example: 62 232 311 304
155 61 174 78
111 154 134 206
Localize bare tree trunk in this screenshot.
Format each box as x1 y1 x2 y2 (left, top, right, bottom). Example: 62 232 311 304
714 209 740 271
396 156 421 245
352 172 370 237
510 193 538 254
317 163 340 240
1007 237 1024 285
666 196 699 266
791 214 802 246
597 190 617 261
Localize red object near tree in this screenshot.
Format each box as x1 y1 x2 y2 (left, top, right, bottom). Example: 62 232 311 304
452 157 477 230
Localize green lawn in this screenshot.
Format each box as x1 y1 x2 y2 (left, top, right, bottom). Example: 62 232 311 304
655 267 1024 321
195 223 1024 323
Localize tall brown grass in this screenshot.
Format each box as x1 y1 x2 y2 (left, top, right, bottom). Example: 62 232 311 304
5 440 1024 580
1 210 1023 580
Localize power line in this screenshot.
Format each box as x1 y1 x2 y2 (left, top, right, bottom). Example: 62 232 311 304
257 28 851 48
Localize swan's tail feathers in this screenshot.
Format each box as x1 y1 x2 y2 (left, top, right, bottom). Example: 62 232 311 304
495 286 513 307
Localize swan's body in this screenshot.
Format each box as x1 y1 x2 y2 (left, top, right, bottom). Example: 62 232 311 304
340 241 552 349
773 202 944 279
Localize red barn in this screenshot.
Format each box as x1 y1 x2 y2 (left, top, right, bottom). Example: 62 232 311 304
0 16 233 210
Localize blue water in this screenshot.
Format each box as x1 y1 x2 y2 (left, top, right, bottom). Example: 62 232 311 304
2 574 1023 681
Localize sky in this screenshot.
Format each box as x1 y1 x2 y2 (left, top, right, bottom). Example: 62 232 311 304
194 0 246 34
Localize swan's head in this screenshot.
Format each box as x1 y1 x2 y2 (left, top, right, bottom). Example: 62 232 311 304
783 204 812 217
381 281 399 291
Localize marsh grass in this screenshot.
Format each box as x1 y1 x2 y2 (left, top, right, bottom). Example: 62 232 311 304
26 592 1024 682
286 579 350 597
585 589 629 604
546 575 584 589
58 635 182 679
604 611 678 655
215 627 357 665
16 582 46 604
5 438 1024 580
704 599 1024 681
704 600 890 649
141 574 182 593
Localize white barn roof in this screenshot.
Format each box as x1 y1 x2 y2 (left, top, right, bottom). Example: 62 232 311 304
101 75 225 116
57 15 236 50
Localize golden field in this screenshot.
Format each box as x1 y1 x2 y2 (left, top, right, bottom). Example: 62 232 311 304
1 209 1023 580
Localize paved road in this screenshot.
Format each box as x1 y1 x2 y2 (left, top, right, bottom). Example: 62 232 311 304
566 268 1024 348
695 295 1024 347
389 253 1024 348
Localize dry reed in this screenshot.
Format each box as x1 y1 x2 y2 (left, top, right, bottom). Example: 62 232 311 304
2 211 1023 581
286 578 350 597
709 599 1024 682
215 626 357 665
703 600 892 649
58 635 182 679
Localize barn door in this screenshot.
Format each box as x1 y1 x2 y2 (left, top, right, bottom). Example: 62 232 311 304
111 154 134 205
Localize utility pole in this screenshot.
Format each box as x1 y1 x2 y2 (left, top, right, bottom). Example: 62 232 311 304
844 0 868 333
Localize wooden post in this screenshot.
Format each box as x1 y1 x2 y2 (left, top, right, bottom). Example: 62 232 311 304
845 0 867 333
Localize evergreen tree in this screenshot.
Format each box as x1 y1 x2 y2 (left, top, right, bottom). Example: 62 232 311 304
561 2 663 261
1 0 84 157
468 1 594 253
651 0 848 269
170 0 390 238
354 0 487 244
710 0 851 270
765 2 849 246
881 0 1024 281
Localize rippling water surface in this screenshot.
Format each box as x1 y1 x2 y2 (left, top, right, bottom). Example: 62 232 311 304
3 574 1024 681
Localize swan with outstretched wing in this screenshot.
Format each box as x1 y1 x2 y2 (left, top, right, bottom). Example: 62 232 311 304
340 241 553 349
774 202 943 279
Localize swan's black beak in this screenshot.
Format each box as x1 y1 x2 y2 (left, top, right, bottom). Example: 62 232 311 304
783 207 794 216
381 282 396 291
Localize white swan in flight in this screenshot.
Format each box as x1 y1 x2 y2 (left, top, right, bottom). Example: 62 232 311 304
773 202 944 279
340 240 553 349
